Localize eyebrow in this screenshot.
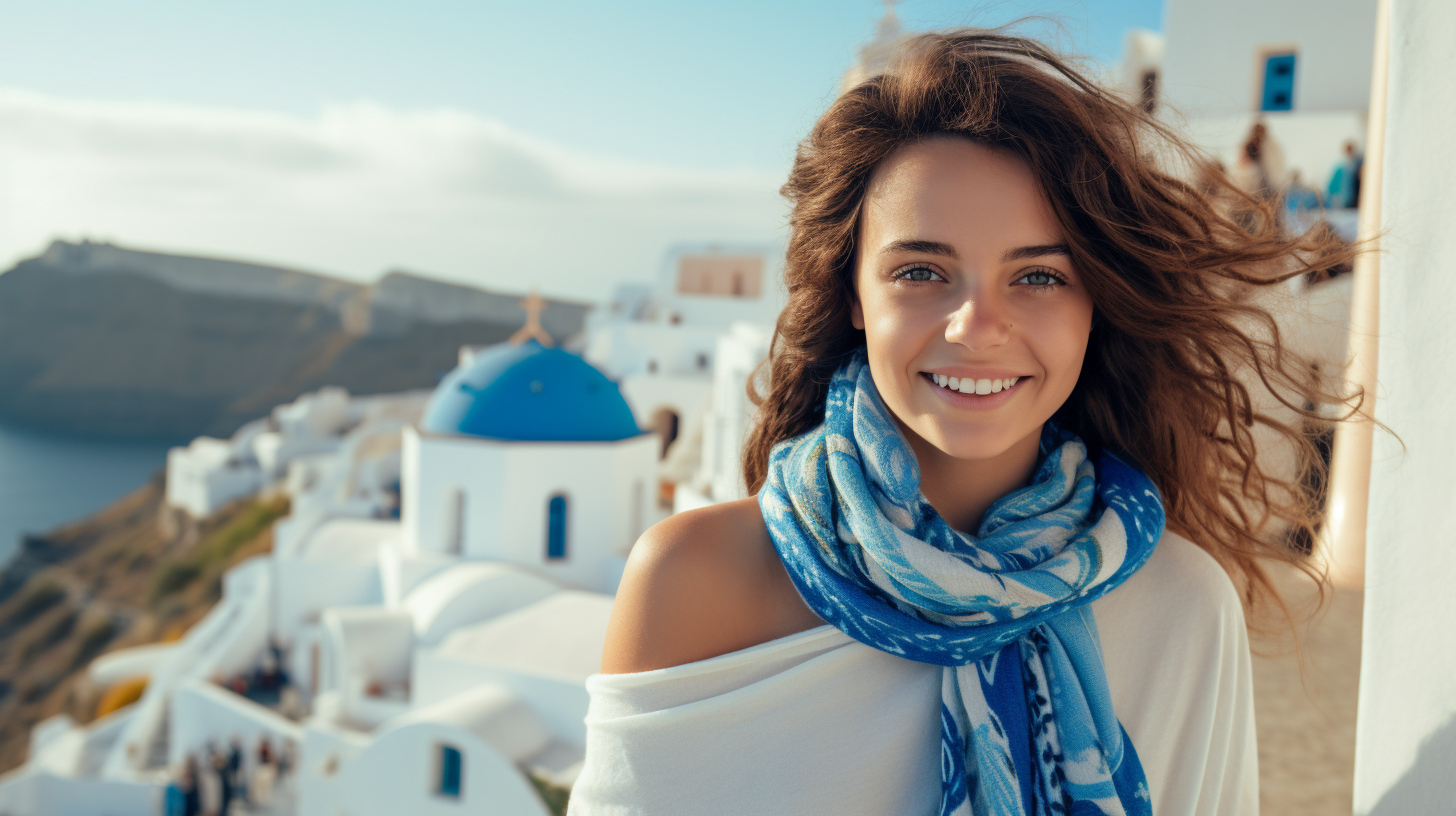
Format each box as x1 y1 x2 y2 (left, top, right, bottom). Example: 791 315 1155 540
1001 243 1072 262
878 239 1072 263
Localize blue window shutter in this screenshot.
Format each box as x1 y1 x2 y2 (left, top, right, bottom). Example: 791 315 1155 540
1261 53 1296 111
547 494 568 560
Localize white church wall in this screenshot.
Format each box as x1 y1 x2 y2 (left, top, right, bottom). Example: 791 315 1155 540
1161 0 1376 115
402 427 508 557
492 437 657 590
1355 1 1456 812
167 679 302 770
405 427 655 592
334 724 549 816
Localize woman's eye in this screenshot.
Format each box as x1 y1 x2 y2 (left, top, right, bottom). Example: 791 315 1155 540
1016 269 1064 287
895 266 943 282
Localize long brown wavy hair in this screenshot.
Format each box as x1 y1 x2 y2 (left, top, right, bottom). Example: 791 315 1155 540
743 30 1358 622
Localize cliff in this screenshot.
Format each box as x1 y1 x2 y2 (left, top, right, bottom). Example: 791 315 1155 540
0 241 589 439
0 476 283 774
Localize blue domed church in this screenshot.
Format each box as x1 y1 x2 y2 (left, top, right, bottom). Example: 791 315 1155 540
399 338 657 593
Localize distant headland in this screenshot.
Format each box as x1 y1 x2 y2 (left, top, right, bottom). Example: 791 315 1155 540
0 241 589 440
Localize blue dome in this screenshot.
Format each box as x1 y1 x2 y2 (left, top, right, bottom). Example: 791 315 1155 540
421 340 643 442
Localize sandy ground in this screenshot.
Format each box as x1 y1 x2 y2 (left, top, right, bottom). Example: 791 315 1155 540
1250 564 1363 815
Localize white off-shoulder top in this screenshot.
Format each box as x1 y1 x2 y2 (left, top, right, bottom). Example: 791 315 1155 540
568 532 1258 816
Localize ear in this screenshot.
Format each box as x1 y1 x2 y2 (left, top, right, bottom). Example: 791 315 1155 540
850 298 865 331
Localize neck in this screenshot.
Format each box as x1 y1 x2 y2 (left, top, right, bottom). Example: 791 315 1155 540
900 423 1043 533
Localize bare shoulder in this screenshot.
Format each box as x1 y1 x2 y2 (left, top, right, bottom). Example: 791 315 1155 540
599 497 824 675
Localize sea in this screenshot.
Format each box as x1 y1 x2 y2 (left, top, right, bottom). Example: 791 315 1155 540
0 420 176 568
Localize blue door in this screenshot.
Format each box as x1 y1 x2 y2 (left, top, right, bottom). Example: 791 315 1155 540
1261 53 1296 111
547 494 568 560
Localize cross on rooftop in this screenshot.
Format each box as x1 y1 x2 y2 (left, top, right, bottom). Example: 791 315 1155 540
509 289 555 346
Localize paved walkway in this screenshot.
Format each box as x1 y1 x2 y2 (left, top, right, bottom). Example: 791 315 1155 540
1251 564 1362 815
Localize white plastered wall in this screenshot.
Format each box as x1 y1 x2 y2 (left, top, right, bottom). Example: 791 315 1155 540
402 427 657 592
1160 0 1377 114
1353 1 1456 813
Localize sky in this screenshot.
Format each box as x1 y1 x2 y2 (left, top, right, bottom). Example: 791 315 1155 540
0 0 1163 301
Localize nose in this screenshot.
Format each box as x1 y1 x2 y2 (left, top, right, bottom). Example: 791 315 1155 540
945 293 1011 353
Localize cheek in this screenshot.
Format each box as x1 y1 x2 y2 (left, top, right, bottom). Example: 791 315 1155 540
1033 303 1094 385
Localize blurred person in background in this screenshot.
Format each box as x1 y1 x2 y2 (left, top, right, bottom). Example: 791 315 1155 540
1327 140 1364 209
1233 120 1287 201
1285 169 1325 227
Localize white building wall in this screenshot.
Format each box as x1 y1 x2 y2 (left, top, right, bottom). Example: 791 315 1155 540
1354 1 1456 812
1160 0 1377 115
0 770 153 816
494 437 656 591
273 559 381 645
698 323 773 503
334 725 547 816
412 653 592 747
168 679 302 770
404 428 656 592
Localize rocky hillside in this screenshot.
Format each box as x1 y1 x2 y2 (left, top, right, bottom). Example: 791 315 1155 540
0 474 284 774
0 241 589 439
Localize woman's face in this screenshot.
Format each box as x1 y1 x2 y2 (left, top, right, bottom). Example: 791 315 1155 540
852 136 1094 463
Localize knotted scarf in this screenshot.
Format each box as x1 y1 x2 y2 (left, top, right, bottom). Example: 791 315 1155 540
759 349 1164 816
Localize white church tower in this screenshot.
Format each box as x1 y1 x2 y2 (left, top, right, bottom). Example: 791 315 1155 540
399 302 657 595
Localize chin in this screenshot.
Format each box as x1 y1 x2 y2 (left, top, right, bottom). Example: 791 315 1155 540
914 420 1040 463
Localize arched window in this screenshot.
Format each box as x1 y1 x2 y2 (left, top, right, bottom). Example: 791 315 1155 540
443 487 464 556
546 493 568 560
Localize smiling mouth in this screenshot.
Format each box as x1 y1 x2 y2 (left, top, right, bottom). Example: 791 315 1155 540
921 371 1025 396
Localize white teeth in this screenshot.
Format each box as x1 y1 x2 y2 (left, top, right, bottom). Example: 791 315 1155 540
929 373 1022 393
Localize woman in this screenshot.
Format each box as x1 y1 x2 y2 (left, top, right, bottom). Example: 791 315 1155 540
571 31 1351 816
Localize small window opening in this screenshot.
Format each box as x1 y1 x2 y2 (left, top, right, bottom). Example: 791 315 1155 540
435 743 462 798
443 487 464 555
547 494 569 560
1139 69 1158 114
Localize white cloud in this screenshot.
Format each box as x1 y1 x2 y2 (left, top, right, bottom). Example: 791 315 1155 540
0 88 789 301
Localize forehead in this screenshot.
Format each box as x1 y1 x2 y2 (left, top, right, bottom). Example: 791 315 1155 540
861 137 1063 251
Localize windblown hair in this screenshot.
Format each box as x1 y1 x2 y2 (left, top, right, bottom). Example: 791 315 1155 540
742 30 1359 623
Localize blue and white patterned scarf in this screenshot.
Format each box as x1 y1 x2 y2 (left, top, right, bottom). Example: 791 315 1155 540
759 349 1163 816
